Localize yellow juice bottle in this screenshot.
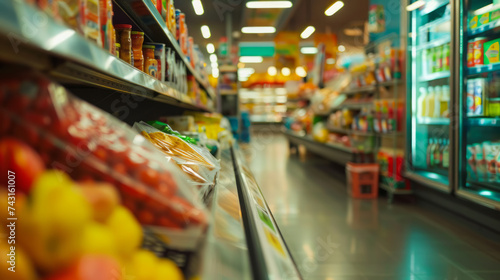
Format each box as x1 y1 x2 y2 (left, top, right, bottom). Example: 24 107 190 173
426 86 436 118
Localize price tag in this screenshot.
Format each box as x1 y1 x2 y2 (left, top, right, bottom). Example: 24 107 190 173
489 65 494 71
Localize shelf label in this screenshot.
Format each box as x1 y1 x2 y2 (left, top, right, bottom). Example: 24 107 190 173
488 65 494 71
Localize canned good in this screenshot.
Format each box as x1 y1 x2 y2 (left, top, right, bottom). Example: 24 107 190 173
467 40 475 67
474 37 488 66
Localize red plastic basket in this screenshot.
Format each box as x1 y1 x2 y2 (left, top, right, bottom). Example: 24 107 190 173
346 163 380 199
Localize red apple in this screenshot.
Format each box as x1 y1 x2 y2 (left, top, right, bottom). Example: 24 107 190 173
0 138 45 194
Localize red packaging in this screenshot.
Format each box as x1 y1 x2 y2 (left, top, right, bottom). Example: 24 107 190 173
0 72 208 236
474 37 487 66
467 41 475 67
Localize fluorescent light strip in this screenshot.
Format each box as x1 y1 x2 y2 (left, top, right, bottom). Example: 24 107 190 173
239 56 264 63
207 43 215 54
246 1 292 9
201 25 211 38
406 0 425 12
325 1 344 16
301 47 318 54
474 4 493 15
300 26 316 39
241 26 276 34
192 0 204 15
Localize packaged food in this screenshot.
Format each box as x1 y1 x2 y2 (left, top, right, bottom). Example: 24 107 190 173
143 45 158 77
473 37 487 66
485 142 500 182
479 12 491 26
159 116 196 133
180 13 188 55
82 0 102 46
134 122 220 187
99 0 113 52
131 31 144 71
148 120 198 145
470 15 479 29
474 78 486 115
168 0 177 36
151 43 166 81
484 38 500 65
0 71 208 233
492 9 500 21
467 40 475 67
467 79 476 116
115 24 133 64
57 0 82 33
175 9 181 41
466 145 477 181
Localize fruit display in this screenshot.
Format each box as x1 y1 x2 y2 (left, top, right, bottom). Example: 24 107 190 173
0 72 208 233
134 122 219 187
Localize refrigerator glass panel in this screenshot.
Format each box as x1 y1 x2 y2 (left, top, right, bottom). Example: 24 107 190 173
407 0 451 185
459 0 500 204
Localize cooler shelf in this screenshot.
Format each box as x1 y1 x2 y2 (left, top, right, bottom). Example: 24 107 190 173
469 19 500 37
468 63 500 76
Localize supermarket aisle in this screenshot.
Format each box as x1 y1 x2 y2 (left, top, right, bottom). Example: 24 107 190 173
243 131 500 280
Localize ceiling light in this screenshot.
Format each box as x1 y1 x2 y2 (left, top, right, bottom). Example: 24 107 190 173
281 67 291 76
212 68 219 78
201 25 211 39
211 62 218 68
474 4 493 15
296 66 307 77
206 43 215 54
246 1 293 9
241 26 276 34
338 45 346 52
239 56 264 63
326 58 336 64
268 66 277 76
406 0 425 11
238 68 255 77
210 54 217 63
301 47 318 54
192 0 204 15
300 26 316 39
325 1 344 16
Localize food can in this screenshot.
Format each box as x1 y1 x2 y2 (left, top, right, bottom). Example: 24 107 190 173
467 79 475 116
474 37 488 66
474 78 486 116
467 40 475 67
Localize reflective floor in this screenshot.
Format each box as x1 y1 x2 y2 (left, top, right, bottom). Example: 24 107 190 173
243 131 500 280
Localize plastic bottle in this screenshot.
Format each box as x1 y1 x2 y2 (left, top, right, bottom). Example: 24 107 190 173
442 139 450 168
427 139 434 167
434 139 442 167
441 85 450 117
443 43 450 71
427 87 436 118
433 86 442 118
436 45 443 72
418 87 428 118
422 48 429 76
430 47 436 73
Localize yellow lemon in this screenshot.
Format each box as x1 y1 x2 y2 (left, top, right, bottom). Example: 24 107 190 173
106 206 143 259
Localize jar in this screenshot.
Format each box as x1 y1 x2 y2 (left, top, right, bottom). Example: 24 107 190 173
131 31 144 71
143 45 158 77
115 43 121 58
114 24 133 65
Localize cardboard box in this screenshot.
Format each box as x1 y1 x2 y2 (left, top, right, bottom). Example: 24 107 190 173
470 15 479 29
484 38 500 64
491 9 500 21
479 12 491 26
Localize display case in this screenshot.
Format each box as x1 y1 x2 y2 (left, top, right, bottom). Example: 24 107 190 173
457 0 500 209
406 0 453 192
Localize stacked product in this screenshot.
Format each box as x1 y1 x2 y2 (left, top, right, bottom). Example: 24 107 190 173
466 141 500 183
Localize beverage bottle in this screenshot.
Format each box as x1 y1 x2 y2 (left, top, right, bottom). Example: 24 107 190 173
434 139 442 167
418 87 428 118
441 85 450 117
422 48 429 76
430 47 437 73
427 139 434 167
443 43 450 71
433 86 442 118
427 87 436 118
436 45 443 72
442 139 450 168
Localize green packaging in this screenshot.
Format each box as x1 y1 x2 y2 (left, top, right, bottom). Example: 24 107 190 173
492 9 500 21
484 38 500 65
146 120 198 145
479 12 491 26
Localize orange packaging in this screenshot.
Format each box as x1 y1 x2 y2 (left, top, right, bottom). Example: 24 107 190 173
467 41 475 67
99 0 114 52
179 13 187 55
131 31 144 71
474 37 487 66
143 45 158 77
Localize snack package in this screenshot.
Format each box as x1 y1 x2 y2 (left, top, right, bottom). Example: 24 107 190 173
148 120 198 144
134 122 220 187
466 145 478 181
0 72 208 235
475 143 487 182
487 142 500 182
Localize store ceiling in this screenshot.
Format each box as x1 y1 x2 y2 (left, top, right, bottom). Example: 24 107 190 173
176 0 369 59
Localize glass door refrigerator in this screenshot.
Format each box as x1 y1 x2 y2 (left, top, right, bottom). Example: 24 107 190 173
457 0 500 209
406 0 454 192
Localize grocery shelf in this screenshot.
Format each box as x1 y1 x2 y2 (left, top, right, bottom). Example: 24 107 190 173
420 71 450 82
378 79 401 87
284 131 354 165
341 85 376 96
0 0 212 112
417 37 451 51
220 89 239 96
469 19 500 36
417 117 450 125
332 102 374 111
327 126 375 137
418 16 451 31
419 0 449 16
468 63 500 76
114 0 215 99
468 117 500 126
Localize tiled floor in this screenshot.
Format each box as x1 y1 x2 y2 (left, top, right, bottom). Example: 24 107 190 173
243 132 500 280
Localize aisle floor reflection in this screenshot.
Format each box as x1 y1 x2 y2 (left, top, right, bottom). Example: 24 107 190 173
243 132 500 280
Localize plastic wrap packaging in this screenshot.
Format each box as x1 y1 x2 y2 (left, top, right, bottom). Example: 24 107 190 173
0 72 208 249
133 122 220 188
